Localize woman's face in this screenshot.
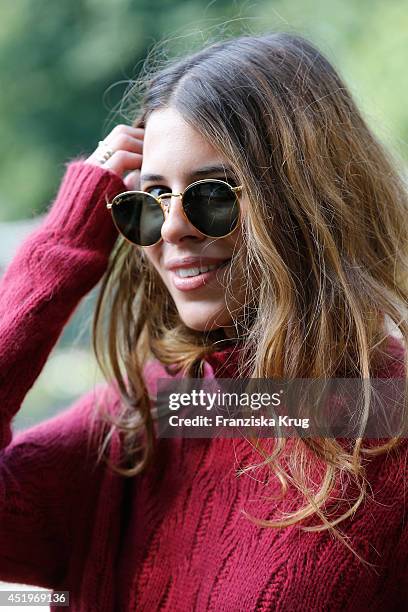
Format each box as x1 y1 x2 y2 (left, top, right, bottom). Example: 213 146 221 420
140 107 246 337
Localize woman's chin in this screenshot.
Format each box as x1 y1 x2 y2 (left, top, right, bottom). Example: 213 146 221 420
178 307 232 334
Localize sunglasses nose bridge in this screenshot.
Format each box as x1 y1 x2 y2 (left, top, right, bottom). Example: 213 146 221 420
159 191 204 243
159 193 183 216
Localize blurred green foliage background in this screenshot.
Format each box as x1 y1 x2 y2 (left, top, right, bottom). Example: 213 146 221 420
0 0 407 429
1 0 407 223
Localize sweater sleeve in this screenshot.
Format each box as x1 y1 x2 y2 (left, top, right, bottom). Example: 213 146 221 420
0 160 126 586
0 385 117 589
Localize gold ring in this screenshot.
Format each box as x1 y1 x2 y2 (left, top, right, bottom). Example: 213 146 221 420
96 140 114 164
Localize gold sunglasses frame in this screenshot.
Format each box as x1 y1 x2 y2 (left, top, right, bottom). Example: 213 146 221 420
106 178 243 247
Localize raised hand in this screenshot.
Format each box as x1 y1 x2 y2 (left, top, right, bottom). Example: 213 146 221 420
85 124 144 190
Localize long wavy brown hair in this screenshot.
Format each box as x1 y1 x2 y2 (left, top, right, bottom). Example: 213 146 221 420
91 31 408 552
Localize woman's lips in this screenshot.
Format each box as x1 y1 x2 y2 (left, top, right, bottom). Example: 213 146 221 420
170 259 231 291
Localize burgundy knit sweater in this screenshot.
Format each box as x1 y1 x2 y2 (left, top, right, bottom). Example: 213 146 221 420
0 161 407 611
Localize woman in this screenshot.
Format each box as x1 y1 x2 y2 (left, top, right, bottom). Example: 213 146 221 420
0 31 407 611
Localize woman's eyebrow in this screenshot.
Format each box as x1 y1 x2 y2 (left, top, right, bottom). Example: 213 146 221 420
140 164 235 183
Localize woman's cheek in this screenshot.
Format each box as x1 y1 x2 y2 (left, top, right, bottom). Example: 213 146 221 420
143 245 162 272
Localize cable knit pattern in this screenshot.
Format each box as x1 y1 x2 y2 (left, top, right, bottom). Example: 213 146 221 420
0 161 407 611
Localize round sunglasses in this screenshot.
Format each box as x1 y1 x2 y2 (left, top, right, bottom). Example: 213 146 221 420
106 178 243 247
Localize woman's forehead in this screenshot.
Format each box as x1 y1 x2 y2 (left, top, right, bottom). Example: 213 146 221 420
142 107 227 180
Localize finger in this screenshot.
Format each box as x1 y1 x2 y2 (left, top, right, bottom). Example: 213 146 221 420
107 124 145 140
84 122 145 175
104 133 143 155
123 169 141 191
103 151 142 176
84 150 141 175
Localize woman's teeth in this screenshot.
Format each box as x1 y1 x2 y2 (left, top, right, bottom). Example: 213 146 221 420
175 260 229 278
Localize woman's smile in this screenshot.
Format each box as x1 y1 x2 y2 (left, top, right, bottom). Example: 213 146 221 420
169 258 232 291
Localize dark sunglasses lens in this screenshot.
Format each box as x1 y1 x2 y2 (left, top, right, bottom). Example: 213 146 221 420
183 182 239 237
111 193 163 246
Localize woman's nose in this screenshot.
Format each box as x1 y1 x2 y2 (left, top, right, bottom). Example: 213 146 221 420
160 195 204 243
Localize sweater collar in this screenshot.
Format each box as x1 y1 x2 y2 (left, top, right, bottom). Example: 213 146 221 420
205 344 244 378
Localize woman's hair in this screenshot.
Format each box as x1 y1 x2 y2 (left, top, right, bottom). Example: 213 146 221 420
91 31 408 551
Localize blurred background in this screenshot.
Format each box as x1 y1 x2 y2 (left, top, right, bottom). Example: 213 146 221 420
0 0 407 603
